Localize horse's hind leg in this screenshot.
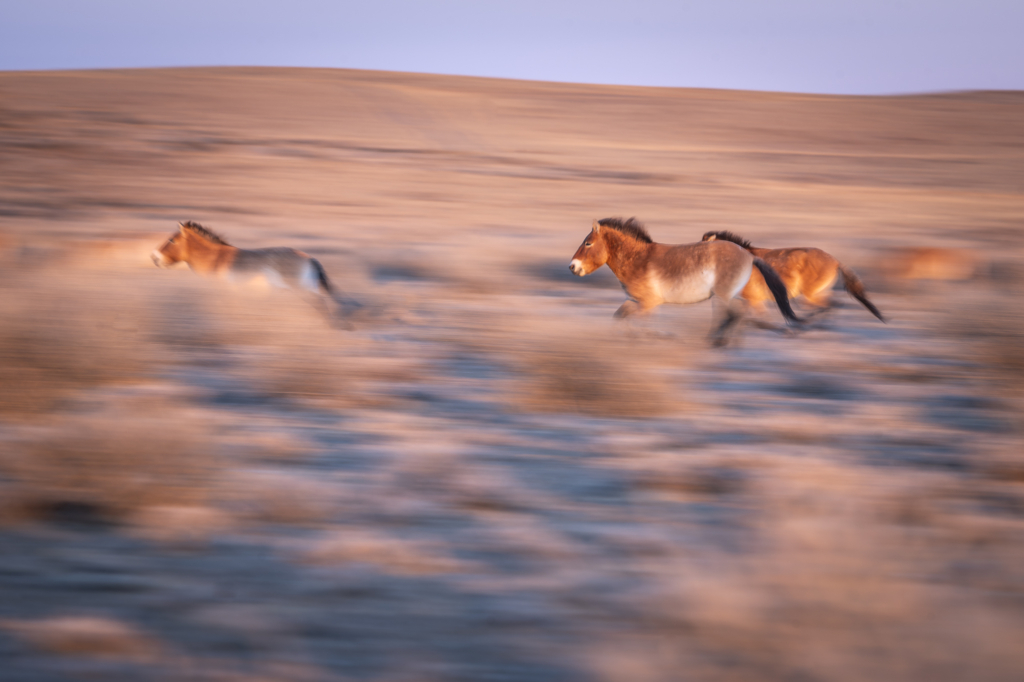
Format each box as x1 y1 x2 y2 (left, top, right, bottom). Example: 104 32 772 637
299 259 361 329
710 298 746 347
711 308 741 347
709 264 756 346
794 279 843 328
746 316 791 334
800 298 836 327
299 292 347 329
297 274 352 328
733 299 789 334
803 278 836 312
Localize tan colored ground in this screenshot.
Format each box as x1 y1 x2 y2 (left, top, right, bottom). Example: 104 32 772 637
1 68 1023 681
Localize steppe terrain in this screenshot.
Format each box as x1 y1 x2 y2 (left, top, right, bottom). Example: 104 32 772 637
1 67 1023 681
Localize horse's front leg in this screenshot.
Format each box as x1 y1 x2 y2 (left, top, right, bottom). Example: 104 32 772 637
614 299 644 319
614 299 671 337
614 298 661 319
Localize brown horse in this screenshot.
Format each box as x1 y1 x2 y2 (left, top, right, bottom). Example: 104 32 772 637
152 221 355 326
570 218 800 345
702 230 885 322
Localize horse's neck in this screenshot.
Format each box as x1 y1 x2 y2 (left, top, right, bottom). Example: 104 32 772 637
605 234 652 279
185 236 234 274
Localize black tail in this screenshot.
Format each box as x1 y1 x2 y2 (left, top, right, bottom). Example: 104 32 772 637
310 258 333 296
753 258 801 325
839 265 885 322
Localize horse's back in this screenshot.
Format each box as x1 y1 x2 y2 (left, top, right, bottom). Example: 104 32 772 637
231 247 309 272
651 240 753 303
224 247 316 288
760 247 840 296
657 239 751 265
760 247 834 267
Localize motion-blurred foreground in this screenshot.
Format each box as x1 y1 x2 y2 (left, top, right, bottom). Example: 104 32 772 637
1 69 1023 681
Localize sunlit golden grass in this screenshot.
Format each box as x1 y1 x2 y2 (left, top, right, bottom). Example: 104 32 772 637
0 252 344 529
0 253 224 528
144 281 425 409
0 244 439 532
0 616 164 663
2 68 1023 682
963 303 1024 389
222 469 340 527
510 335 681 417
302 528 475 575
0 399 219 526
934 282 1024 423
436 306 696 418
0 264 157 416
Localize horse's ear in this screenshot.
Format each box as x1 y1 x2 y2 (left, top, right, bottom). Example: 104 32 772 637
592 219 601 233
703 232 717 241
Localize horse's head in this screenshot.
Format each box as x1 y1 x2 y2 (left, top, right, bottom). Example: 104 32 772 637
569 220 611 276
151 223 190 268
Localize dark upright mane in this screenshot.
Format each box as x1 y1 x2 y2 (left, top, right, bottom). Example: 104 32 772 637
702 230 753 250
598 217 653 244
180 220 230 245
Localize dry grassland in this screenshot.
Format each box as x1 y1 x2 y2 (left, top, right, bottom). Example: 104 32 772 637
0 68 1023 681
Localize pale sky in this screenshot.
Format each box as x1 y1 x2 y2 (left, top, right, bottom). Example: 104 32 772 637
2 1 1021 94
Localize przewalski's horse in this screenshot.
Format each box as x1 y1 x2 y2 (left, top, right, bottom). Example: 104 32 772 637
152 221 354 326
570 218 800 346
701 230 885 322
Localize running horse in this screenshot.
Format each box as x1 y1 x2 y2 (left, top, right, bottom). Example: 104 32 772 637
701 230 885 322
152 221 354 326
569 218 800 345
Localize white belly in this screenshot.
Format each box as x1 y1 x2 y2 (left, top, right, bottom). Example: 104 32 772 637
657 268 716 305
223 268 288 289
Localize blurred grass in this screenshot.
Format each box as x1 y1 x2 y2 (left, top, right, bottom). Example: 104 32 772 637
2 69 1023 682
0 264 157 416
0 245 339 528
509 331 682 418
0 249 222 525
0 239 428 530
436 308 695 418
0 401 218 526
